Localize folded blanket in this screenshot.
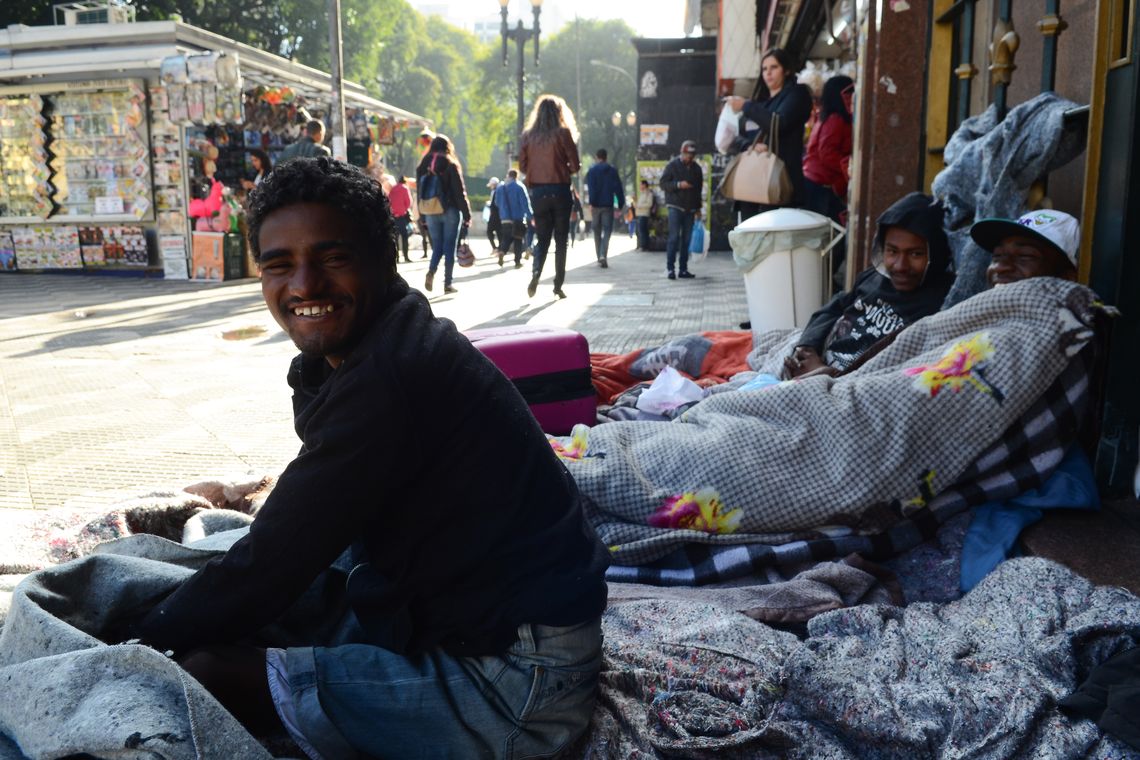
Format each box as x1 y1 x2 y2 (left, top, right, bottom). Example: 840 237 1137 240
556 279 1106 566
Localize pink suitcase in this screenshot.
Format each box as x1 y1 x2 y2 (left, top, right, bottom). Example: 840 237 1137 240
464 325 596 434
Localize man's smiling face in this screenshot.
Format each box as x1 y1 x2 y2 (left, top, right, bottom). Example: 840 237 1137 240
257 202 387 367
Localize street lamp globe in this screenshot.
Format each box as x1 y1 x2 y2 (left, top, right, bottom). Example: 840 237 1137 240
531 0 543 6
626 111 637 126
498 0 509 6
611 111 622 127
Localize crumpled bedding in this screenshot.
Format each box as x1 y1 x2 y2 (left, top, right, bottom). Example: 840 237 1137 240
577 558 1140 758
590 330 755 404
3 531 1137 759
556 279 1105 567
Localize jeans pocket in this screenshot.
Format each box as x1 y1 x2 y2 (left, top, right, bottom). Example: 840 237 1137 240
505 657 601 759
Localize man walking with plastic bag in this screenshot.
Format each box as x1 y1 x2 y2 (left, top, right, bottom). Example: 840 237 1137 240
660 140 703 279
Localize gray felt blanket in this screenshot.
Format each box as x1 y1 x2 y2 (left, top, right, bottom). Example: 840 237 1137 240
555 279 1105 566
578 557 1140 758
3 535 1137 758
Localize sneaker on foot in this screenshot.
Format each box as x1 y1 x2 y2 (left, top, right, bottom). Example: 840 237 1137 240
425 271 435 291
678 271 695 279
600 259 608 268
527 275 539 298
444 285 458 294
514 262 523 269
667 271 676 280
554 289 567 299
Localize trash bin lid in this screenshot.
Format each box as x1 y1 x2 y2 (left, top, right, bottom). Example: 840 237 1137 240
735 207 833 233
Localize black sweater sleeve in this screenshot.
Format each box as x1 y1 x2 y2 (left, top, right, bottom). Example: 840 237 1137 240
797 288 856 352
741 84 813 149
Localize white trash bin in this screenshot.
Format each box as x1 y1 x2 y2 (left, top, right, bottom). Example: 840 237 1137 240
728 208 845 334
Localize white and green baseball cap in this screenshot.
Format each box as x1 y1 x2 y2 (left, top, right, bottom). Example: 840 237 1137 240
970 209 1080 269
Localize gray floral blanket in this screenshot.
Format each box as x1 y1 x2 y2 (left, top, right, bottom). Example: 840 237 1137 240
578 558 1140 758
552 279 1105 566
2 544 1137 758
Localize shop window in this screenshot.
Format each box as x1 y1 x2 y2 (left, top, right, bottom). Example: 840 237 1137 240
1110 0 1136 67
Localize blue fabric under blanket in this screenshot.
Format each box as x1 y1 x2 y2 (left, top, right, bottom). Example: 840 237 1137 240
960 446 1099 592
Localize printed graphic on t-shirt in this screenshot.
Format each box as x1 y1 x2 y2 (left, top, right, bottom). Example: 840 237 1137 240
823 296 906 370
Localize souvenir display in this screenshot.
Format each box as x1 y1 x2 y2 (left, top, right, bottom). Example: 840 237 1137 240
77 225 148 267
0 230 15 271
159 234 189 279
0 94 52 219
9 225 83 269
150 85 188 243
48 82 151 219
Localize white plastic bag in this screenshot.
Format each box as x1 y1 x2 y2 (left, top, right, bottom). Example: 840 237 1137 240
635 366 706 414
715 102 741 154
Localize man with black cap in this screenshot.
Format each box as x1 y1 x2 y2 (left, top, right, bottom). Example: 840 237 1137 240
969 209 1080 287
659 140 703 279
785 192 956 378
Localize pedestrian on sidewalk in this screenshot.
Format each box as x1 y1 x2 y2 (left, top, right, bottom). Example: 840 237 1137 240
387 175 414 263
127 156 608 758
585 149 625 268
417 134 472 295
660 140 703 279
494 170 532 268
279 119 331 163
485 177 502 253
634 179 655 250
569 187 583 248
519 94 581 299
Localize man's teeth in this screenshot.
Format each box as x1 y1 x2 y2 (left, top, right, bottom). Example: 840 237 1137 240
293 304 337 317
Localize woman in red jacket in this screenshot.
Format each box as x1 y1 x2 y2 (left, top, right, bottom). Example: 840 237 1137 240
802 75 854 224
387 175 413 263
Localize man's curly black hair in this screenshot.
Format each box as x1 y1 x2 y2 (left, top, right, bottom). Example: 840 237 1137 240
246 156 396 279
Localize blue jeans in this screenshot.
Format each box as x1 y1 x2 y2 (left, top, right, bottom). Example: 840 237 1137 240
591 206 614 261
425 206 462 287
636 216 650 249
530 185 572 290
666 206 695 274
271 618 602 759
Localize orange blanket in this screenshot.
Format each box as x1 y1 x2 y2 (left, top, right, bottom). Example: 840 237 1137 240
590 330 754 403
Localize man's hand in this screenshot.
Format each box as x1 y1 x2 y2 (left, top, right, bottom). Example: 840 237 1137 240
783 346 828 379
678 181 692 189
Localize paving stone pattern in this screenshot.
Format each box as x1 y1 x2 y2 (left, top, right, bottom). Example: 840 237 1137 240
0 236 750 513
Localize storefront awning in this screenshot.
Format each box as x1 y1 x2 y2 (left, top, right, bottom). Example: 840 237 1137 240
0 20 429 126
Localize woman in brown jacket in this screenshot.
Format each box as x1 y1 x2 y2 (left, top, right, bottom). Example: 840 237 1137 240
519 95 581 299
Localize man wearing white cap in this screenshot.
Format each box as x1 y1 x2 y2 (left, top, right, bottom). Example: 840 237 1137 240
486 176 502 254
969 209 1080 287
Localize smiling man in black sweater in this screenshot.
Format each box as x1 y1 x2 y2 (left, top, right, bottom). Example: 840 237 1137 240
135 157 609 759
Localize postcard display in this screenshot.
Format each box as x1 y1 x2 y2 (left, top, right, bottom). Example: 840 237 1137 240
157 52 243 279
0 81 152 271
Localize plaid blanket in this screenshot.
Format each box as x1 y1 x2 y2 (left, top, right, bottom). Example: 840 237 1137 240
605 350 1091 585
552 279 1106 570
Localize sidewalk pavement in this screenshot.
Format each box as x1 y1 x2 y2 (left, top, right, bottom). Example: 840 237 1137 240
0 235 751 512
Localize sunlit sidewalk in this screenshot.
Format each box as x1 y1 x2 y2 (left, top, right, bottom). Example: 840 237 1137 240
0 237 749 512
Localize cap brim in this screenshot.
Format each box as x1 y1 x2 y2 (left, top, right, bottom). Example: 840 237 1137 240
969 217 1069 263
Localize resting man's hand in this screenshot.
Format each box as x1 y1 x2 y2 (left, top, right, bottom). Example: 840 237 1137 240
783 346 828 379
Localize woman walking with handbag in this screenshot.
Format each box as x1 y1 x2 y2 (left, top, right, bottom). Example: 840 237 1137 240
519 94 581 299
725 48 813 222
416 134 472 294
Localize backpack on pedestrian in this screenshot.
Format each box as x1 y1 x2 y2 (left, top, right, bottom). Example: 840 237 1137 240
417 155 444 215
